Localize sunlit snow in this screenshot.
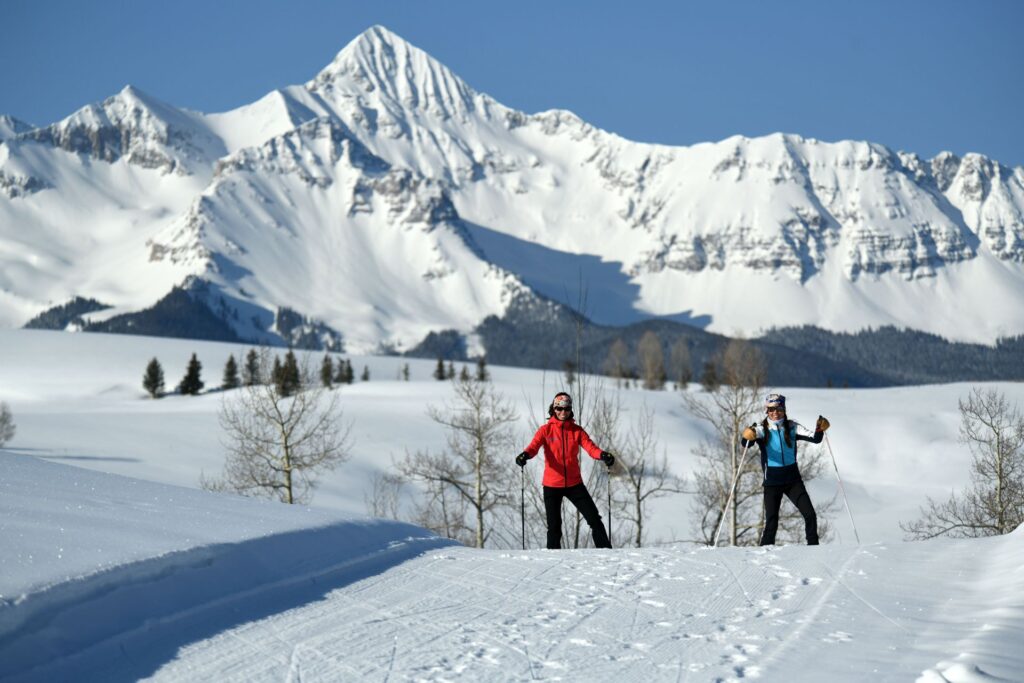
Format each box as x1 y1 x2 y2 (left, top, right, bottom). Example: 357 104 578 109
1 328 1022 681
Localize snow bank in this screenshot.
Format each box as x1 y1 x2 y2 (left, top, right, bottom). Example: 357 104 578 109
0 454 454 681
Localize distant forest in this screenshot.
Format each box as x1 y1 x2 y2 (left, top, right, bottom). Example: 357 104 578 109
409 294 1024 388
24 289 1024 388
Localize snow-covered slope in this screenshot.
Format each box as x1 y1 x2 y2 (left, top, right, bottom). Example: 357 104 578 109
2 453 1021 681
2 25 1024 348
148 117 530 348
0 115 33 141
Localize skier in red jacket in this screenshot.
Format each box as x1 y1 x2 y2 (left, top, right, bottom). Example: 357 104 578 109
516 392 615 549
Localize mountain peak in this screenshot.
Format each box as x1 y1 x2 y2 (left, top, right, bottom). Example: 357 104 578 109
308 25 478 119
0 114 34 141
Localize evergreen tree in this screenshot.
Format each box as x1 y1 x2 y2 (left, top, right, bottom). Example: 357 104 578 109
178 353 204 396
271 356 283 390
475 356 490 382
0 401 15 447
361 365 370 382
402 363 410 381
244 348 261 386
222 354 240 391
143 358 165 398
434 357 446 381
701 358 720 392
344 360 355 384
321 353 335 389
446 361 455 380
459 365 471 381
277 350 301 397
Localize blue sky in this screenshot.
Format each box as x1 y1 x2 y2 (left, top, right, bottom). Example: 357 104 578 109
4 0 1023 166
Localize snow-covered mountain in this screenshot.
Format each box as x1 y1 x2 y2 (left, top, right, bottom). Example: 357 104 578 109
2 25 1023 350
0 115 33 141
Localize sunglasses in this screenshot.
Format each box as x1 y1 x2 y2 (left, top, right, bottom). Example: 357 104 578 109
554 406 572 412
766 407 784 413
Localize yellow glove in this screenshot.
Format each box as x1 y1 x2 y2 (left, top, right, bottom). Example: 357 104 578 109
816 415 830 433
742 425 757 441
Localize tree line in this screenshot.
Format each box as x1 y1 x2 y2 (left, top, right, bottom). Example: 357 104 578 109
142 349 370 398
133 343 1024 548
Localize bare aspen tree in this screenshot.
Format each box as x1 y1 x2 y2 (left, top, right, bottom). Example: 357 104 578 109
604 338 630 386
614 403 686 547
901 387 1024 539
397 377 518 548
683 340 765 545
638 330 666 390
685 340 834 545
669 338 692 389
365 471 406 520
202 351 352 504
587 392 686 546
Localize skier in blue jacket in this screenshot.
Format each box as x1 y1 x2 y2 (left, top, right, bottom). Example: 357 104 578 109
741 393 830 545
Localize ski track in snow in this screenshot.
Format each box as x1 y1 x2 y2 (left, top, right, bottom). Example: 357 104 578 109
111 539 1016 683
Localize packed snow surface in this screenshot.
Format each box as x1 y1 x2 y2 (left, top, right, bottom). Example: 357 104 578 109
1 329 1023 681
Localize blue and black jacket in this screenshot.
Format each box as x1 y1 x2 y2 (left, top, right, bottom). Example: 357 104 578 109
740 419 823 486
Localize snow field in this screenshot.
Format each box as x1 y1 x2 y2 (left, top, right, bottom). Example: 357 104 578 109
1 328 1023 680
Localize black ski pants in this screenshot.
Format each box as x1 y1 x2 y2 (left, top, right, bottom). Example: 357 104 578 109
543 483 611 549
760 479 818 546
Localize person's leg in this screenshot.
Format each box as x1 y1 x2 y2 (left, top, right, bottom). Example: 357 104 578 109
760 485 784 545
564 484 611 548
786 480 819 545
543 486 565 549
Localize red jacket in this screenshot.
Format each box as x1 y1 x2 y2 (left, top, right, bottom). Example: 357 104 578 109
524 417 603 487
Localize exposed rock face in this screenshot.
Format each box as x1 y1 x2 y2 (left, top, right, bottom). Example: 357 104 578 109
24 86 226 175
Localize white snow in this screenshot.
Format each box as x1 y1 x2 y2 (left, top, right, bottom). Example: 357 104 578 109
1 328 1022 681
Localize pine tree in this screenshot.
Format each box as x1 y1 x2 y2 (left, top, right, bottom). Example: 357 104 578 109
143 358 165 398
475 356 489 382
271 356 284 390
344 360 355 384
277 350 301 397
244 349 261 386
178 353 204 396
434 357 446 381
446 361 455 380
222 354 240 391
361 365 370 382
459 365 471 381
402 363 410 381
0 402 15 447
701 358 720 392
321 354 335 389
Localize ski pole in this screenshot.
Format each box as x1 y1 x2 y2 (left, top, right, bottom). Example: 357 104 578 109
606 461 613 544
713 442 753 547
521 465 526 550
824 433 860 544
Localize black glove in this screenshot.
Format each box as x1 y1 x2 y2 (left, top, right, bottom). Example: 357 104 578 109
600 451 615 467
515 452 528 467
